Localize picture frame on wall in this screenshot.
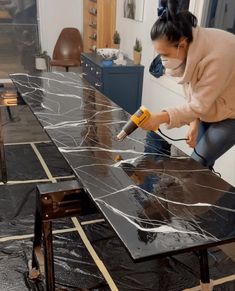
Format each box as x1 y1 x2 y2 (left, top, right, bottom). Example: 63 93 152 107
123 0 145 22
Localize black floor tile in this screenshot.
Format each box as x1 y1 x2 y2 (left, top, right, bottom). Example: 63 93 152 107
5 144 47 181
2 106 48 144
35 142 73 177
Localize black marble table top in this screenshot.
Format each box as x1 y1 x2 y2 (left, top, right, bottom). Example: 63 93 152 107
11 72 235 261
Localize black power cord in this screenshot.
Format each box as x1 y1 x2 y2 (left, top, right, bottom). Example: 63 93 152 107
158 128 188 142
158 128 221 177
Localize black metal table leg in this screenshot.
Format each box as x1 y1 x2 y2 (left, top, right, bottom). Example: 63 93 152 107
0 142 7 184
6 107 13 121
0 109 7 184
199 249 213 291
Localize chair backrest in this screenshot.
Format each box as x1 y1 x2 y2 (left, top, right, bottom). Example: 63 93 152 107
52 28 83 61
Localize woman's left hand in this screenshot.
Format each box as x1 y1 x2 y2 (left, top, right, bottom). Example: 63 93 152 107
186 120 199 148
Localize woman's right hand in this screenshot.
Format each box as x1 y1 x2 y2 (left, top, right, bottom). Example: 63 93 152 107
186 120 199 148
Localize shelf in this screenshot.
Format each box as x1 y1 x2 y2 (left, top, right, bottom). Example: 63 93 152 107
89 9 97 16
83 0 116 52
89 24 97 29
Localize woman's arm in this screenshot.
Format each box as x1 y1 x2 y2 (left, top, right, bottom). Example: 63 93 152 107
163 58 231 129
139 111 170 131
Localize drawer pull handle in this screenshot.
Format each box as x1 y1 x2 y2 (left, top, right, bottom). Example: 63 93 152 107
91 67 94 71
95 82 102 87
85 64 89 67
96 71 100 75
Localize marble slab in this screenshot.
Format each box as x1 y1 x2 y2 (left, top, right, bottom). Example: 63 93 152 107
10 72 235 261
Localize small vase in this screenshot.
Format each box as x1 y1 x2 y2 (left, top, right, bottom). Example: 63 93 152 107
102 59 113 67
133 51 141 65
113 43 120 49
35 57 47 70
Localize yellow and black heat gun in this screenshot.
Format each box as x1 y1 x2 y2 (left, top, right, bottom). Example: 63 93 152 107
116 106 158 141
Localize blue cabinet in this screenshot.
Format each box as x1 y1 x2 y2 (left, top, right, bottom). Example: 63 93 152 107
81 53 144 114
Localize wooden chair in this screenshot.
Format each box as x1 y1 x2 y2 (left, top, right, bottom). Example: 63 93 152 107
50 28 83 72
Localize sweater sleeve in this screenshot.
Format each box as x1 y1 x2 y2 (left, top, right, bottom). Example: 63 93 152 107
164 58 231 128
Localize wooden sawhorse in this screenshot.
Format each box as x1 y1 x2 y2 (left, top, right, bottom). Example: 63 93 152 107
29 180 100 291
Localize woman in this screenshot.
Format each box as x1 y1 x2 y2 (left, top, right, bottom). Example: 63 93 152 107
140 0 235 168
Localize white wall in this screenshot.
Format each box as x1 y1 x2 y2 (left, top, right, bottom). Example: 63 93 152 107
38 0 83 57
116 0 235 186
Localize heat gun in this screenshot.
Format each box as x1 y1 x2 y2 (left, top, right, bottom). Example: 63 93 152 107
116 106 158 141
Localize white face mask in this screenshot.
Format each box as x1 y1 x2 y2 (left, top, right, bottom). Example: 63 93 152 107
161 44 186 77
161 58 183 70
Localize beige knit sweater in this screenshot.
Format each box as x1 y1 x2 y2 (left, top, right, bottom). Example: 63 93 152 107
165 26 235 128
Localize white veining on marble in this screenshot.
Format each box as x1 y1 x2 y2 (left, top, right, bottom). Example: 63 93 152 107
59 146 189 160
195 183 235 195
11 72 235 255
97 185 235 213
95 198 217 240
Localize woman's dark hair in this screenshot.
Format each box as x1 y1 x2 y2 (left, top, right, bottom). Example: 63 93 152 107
151 0 198 44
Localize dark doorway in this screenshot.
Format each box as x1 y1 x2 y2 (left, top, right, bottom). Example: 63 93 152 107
0 0 39 78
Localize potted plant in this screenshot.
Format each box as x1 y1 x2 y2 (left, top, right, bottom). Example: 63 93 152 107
133 38 142 65
113 31 121 49
35 47 48 71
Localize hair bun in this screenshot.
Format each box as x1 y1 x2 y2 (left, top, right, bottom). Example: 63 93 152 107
168 0 179 19
159 0 167 8
159 0 179 20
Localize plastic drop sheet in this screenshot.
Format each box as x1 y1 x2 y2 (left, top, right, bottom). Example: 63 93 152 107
1 182 235 291
1 143 235 290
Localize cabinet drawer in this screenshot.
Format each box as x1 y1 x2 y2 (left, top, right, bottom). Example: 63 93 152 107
81 59 90 77
89 75 103 91
94 67 102 80
82 71 103 92
93 80 103 91
81 56 102 82
88 63 102 81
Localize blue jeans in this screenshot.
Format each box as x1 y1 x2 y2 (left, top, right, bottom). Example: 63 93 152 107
191 119 235 168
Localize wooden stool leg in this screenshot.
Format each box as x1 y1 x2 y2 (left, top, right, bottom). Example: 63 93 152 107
30 181 97 290
32 208 43 269
43 220 55 291
29 200 44 281
199 249 213 291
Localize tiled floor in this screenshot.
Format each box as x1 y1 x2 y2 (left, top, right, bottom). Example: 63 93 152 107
2 105 48 144
1 104 235 290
